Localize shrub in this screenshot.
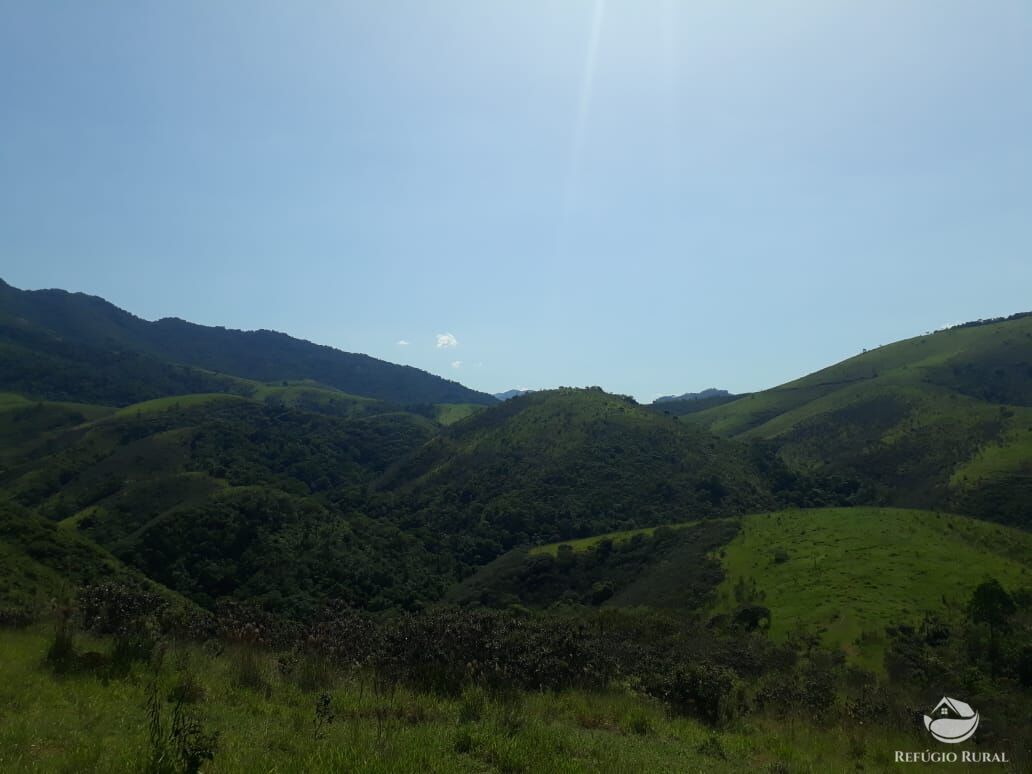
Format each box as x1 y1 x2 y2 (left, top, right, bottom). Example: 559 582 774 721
168 673 206 705
649 663 740 726
313 693 335 741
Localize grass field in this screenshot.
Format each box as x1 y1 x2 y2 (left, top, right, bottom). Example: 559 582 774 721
529 520 704 557
714 508 1032 669
0 627 959 773
114 394 249 417
433 403 485 426
0 392 32 410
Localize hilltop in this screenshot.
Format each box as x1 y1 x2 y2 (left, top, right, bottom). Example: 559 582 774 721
654 388 733 403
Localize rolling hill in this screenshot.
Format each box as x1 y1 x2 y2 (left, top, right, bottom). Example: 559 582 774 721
0 278 496 407
374 388 845 558
0 391 453 613
713 507 1032 668
0 499 165 618
454 506 1032 669
685 313 1032 526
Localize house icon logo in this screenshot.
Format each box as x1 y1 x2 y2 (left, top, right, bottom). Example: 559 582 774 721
923 697 979 744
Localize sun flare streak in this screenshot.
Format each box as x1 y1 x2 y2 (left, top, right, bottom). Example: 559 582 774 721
562 0 607 218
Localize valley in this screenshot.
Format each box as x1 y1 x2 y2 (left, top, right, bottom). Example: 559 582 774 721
0 281 1029 772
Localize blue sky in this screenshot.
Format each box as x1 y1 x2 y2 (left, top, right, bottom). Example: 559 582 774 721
2 1 1030 400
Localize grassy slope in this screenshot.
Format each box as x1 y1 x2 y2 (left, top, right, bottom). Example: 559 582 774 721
714 507 1032 669
433 403 485 426
0 627 946 774
687 316 1032 522
529 520 705 557
0 500 161 612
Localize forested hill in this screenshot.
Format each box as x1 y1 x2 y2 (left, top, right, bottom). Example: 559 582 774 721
375 388 863 557
0 279 496 407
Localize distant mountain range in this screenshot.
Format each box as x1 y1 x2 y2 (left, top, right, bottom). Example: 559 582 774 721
0 278 496 407
493 389 533 401
654 388 733 404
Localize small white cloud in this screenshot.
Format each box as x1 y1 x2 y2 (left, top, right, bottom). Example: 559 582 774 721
451 360 463 369
436 332 458 349
396 340 410 347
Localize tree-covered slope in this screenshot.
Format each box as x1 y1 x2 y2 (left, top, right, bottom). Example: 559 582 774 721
0 393 454 613
376 388 863 564
686 314 1032 526
0 499 165 618
0 278 496 406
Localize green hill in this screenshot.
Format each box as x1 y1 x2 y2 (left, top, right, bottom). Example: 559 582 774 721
686 314 1032 527
376 388 837 558
0 393 452 613
454 506 1032 669
0 278 497 407
714 507 1032 668
449 518 740 612
0 499 162 617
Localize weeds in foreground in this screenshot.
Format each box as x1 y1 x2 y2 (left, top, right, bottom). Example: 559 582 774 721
144 679 219 774
458 685 486 724
230 645 270 695
313 692 336 741
44 609 77 674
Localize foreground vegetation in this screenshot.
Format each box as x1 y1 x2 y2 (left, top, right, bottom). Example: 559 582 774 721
3 577 1029 773
0 629 936 773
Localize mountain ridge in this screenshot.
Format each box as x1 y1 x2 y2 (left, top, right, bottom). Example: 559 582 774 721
0 279 496 407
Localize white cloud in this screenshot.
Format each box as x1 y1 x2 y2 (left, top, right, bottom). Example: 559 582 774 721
436 332 458 349
451 360 463 369
396 339 410 347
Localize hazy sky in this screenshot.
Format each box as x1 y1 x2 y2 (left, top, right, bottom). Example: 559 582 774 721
2 2 1030 400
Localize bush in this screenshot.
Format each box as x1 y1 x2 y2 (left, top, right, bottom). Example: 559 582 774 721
649 663 740 726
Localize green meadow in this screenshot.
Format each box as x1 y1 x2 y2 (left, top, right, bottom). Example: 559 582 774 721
714 508 1032 668
432 403 485 426
529 520 704 557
